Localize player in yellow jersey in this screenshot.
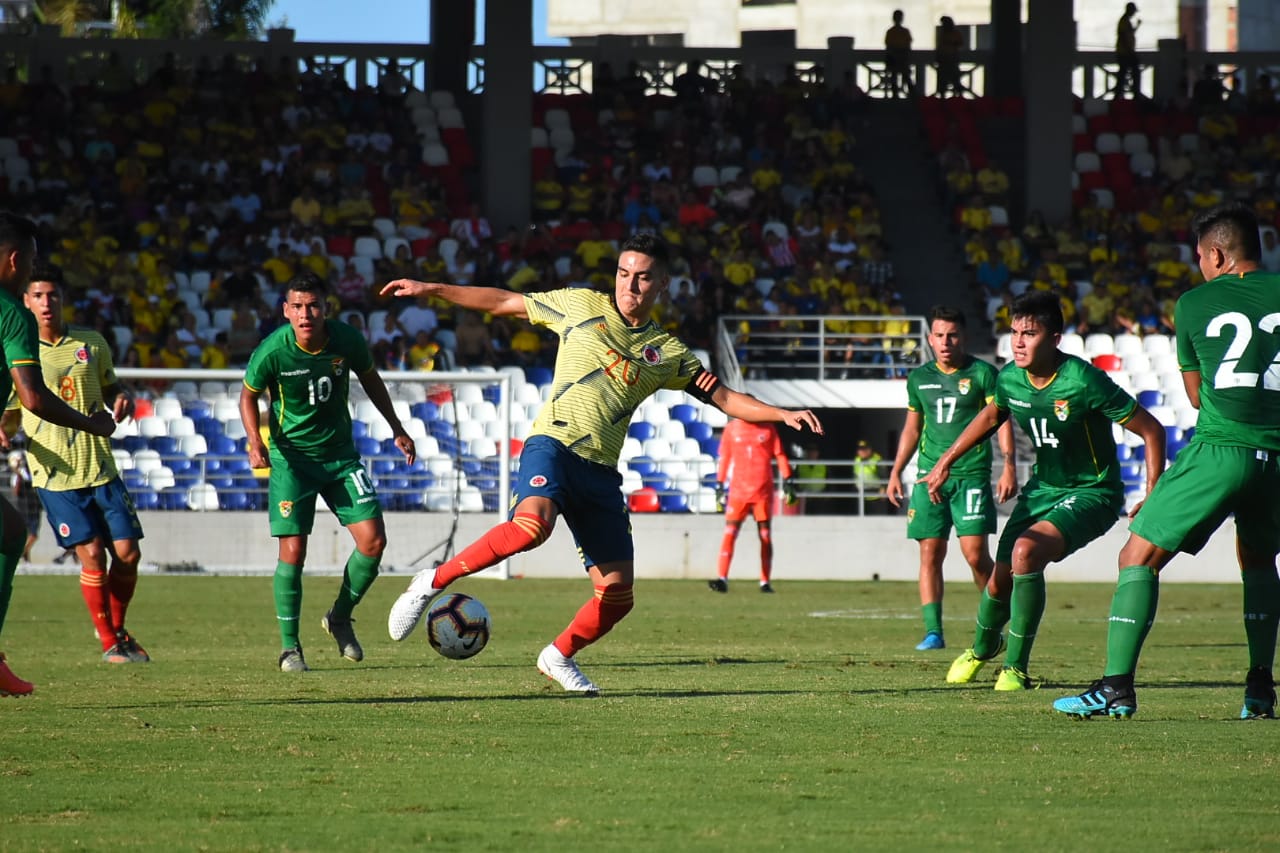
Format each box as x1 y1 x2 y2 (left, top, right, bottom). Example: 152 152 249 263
0 213 118 696
4 263 147 664
383 233 824 694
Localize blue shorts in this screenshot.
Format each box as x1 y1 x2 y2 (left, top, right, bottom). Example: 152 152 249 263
513 435 632 568
38 477 145 549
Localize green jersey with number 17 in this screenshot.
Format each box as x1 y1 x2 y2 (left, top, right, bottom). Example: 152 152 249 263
242 319 373 463
994 354 1137 496
905 356 999 479
1174 270 1280 452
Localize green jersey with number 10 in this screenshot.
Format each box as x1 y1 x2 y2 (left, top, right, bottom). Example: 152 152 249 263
994 354 1137 496
243 319 373 463
1174 270 1280 452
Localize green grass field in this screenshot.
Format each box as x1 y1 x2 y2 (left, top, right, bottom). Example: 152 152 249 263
1 575 1276 852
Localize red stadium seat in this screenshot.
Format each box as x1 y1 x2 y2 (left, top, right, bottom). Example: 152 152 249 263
627 488 660 514
1092 353 1123 372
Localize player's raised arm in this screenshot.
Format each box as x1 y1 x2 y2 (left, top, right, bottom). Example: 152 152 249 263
887 408 923 507
922 400 1007 502
357 367 416 466
10 364 114 437
709 383 823 435
380 280 527 319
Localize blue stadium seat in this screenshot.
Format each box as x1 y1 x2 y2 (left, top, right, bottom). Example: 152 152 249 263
428 420 455 440
1136 389 1162 408
628 421 656 441
380 438 404 456
356 437 380 457
123 470 147 490
183 401 212 420
660 492 690 513
411 401 439 421
219 489 250 511
120 435 148 453
132 487 159 510
1120 462 1144 485
670 404 698 425
151 436 179 456
482 385 500 404
208 435 237 456
195 417 224 438
351 420 368 439
370 456 397 476
160 486 187 511
699 437 720 457
207 474 235 490
685 421 713 442
628 455 658 477
642 472 671 492
701 472 719 489
525 366 553 387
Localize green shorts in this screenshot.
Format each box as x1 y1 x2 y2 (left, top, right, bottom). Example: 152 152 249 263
267 453 382 537
996 481 1122 564
906 477 996 540
1130 442 1280 557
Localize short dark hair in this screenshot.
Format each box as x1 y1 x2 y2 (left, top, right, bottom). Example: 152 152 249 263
0 211 38 254
284 269 328 297
619 233 670 276
928 305 966 328
1191 202 1262 263
1010 291 1064 335
27 260 63 291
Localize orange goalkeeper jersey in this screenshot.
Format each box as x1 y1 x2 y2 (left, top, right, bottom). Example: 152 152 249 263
717 420 792 502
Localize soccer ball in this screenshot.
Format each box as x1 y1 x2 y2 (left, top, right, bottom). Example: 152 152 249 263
425 593 491 660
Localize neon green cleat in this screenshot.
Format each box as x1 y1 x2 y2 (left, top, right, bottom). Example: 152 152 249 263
945 637 1004 684
994 666 1040 691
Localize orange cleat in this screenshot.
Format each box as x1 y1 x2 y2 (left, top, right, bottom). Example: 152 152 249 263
0 652 34 696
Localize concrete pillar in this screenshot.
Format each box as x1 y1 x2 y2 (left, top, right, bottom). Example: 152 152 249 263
430 0 474 97
824 36 854 91
1153 38 1187 105
987 0 1022 99
482 0 533 234
1024 0 1074 225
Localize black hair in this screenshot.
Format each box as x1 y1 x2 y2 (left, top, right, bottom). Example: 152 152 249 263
283 269 329 297
928 305 967 328
27 260 63 291
619 232 670 276
1191 202 1262 263
1010 290 1064 335
0 210 38 254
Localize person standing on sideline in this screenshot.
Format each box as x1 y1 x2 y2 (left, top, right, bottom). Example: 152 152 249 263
4 263 147 663
794 445 827 515
0 212 117 696
853 439 889 514
240 271 415 673
924 291 1166 691
708 418 795 594
1115 3 1141 98
887 306 1017 651
382 233 823 694
1054 203 1280 720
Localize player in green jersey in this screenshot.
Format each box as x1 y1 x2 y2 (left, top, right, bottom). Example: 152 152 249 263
1055 203 1280 720
382 233 824 694
924 291 1166 690
241 271 415 673
4 263 148 665
0 212 117 697
887 306 1017 651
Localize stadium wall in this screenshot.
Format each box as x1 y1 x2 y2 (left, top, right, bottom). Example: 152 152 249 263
110 511 1239 584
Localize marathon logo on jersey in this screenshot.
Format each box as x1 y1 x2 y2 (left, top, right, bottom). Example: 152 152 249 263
642 345 661 365
278 500 293 518
58 522 70 537
529 475 548 488
331 357 345 377
958 378 971 395
74 346 89 364
1054 400 1070 421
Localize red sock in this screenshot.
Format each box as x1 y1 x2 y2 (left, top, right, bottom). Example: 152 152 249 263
80 568 116 649
433 512 551 588
717 523 740 579
554 584 634 657
759 526 773 583
107 563 138 632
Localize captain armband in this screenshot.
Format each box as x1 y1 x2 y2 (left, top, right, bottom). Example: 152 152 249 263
685 368 722 404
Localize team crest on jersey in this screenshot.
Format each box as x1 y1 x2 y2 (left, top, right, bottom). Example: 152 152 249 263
641 345 661 365
907 509 915 521
957 378 971 395
1054 400 1070 421
529 474 548 488
58 522 70 537
331 358 345 377
278 500 293 518
74 347 89 364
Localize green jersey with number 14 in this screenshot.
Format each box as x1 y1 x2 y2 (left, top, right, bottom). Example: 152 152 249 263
906 356 999 479
1175 270 1280 452
994 354 1137 496
242 319 373 463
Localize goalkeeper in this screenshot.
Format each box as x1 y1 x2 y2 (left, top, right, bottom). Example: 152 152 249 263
708 418 796 594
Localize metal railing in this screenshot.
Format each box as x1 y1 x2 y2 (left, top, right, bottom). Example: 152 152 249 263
716 313 928 381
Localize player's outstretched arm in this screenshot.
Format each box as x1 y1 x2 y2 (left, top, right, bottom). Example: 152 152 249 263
101 382 135 423
1121 406 1167 518
11 365 114 437
886 409 923 507
710 385 823 435
239 384 270 470
921 401 1006 503
357 368 416 466
994 417 1017 503
380 280 528 319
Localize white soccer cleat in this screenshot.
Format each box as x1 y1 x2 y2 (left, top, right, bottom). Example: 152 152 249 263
536 644 600 695
387 570 444 641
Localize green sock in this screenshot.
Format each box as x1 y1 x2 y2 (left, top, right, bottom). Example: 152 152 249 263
332 551 381 620
1242 567 1280 672
0 539 20 636
972 588 1010 659
273 561 303 650
1005 572 1046 672
922 601 943 636
1103 566 1160 677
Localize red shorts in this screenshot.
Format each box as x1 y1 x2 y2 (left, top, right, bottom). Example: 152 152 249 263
725 493 774 524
